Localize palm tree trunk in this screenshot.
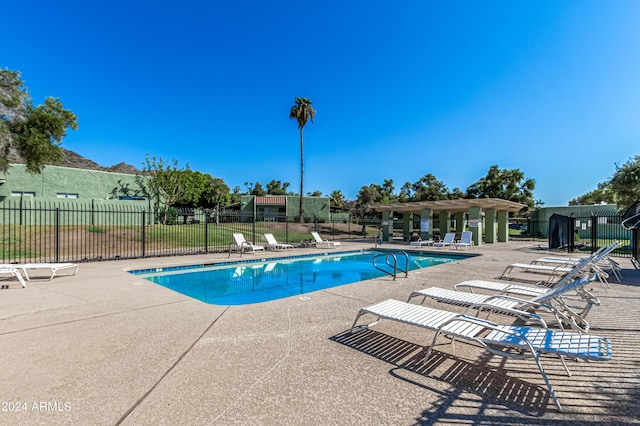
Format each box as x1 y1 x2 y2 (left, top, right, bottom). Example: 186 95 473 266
299 128 304 223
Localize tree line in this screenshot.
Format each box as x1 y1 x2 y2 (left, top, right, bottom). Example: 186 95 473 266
2 68 639 215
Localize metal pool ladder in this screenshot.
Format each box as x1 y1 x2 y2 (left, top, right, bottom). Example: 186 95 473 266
372 251 409 280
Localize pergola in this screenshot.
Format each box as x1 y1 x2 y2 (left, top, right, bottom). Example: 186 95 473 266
369 198 526 245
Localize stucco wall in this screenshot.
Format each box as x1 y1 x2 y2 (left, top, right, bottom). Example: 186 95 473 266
0 164 144 201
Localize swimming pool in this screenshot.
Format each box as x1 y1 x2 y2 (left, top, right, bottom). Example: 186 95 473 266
130 250 471 305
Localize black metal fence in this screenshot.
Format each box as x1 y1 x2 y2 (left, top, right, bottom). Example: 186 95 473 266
541 210 633 257
0 203 370 263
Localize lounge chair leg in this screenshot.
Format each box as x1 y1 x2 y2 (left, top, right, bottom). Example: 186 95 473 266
423 328 454 360
533 352 563 412
350 311 379 333
558 355 572 377
349 311 365 333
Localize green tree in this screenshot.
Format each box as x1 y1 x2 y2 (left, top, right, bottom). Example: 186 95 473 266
466 165 535 210
289 97 315 222
449 187 466 199
230 186 242 205
205 177 231 209
568 183 615 206
608 156 640 211
0 69 78 173
397 182 413 203
380 179 397 203
250 182 266 196
330 189 345 207
266 179 290 195
411 174 450 201
178 170 210 207
354 184 383 217
140 156 190 215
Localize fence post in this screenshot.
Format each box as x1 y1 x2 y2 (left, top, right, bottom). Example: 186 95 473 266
141 210 146 257
591 214 597 253
204 211 210 253
568 216 575 253
252 209 256 244
55 207 60 262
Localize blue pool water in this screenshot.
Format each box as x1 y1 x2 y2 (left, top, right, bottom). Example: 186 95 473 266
130 250 470 305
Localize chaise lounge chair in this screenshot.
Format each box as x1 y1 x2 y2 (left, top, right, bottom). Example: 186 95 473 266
433 232 456 249
232 233 265 253
407 273 599 332
454 254 597 297
500 243 618 287
409 238 434 247
0 266 27 288
531 242 622 282
453 231 473 250
263 233 293 250
311 232 342 249
14 262 79 281
349 298 612 412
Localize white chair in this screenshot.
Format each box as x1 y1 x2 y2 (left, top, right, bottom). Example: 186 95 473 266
455 254 596 296
409 238 434 247
453 231 473 250
311 232 341 249
14 263 79 281
349 298 612 412
408 273 599 332
531 242 622 282
0 267 27 288
232 233 265 253
263 233 293 250
433 232 455 249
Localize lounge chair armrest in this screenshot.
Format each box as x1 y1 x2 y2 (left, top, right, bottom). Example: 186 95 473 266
462 302 548 328
434 314 541 360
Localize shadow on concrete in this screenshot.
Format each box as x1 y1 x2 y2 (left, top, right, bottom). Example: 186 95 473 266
331 328 549 419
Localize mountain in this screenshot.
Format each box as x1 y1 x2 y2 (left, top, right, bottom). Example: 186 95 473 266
8 147 140 175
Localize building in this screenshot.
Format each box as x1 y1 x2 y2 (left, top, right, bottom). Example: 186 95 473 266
1 164 338 223
369 198 526 246
232 195 332 222
0 163 146 204
528 204 620 239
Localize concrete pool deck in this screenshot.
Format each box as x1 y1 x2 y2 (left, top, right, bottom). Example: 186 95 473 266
1 241 639 425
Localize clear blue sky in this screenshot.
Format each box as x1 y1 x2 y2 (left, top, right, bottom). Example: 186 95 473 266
4 1 640 205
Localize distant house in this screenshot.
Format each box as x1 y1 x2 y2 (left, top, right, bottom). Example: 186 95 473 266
228 195 331 222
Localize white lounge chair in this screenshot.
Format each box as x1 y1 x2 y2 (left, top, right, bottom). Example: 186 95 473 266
14 263 79 281
453 231 473 250
232 233 265 253
349 298 612 412
0 267 27 288
311 232 342 249
408 273 599 332
263 233 293 250
409 238 434 247
531 242 622 282
501 245 615 288
501 263 576 283
433 232 455 249
455 254 597 297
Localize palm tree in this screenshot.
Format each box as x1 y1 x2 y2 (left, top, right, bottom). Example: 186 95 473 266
289 97 316 223
330 189 345 207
